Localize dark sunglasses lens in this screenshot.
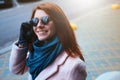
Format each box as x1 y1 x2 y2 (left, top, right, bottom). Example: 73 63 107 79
30 18 39 26
41 16 49 25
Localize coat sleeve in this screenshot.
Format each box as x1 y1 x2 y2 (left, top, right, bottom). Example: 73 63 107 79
70 61 87 80
9 42 29 75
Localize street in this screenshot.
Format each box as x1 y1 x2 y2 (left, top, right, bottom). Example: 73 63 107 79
0 0 120 80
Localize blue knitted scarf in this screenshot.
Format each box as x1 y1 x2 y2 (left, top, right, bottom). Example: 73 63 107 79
26 37 63 80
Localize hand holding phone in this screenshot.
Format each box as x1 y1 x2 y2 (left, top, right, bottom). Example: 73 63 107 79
18 18 39 47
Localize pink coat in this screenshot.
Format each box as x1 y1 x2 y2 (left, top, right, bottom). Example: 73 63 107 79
9 42 87 80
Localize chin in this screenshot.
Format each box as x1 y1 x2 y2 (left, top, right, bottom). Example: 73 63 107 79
38 36 48 41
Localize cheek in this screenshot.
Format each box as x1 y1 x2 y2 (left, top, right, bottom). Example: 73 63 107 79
33 27 36 34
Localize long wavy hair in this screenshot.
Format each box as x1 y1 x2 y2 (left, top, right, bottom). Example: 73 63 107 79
30 2 85 61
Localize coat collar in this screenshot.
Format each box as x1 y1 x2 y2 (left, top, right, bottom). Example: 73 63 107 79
35 51 69 80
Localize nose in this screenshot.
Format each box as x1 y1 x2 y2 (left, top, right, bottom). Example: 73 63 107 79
36 21 44 29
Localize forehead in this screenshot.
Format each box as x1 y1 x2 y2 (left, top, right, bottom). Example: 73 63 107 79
34 9 49 18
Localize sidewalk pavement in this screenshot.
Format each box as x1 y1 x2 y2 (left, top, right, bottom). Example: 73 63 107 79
0 51 28 80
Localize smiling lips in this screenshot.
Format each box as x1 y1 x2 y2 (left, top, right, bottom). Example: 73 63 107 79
36 30 48 35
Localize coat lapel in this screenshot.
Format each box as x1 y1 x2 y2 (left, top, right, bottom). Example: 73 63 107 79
35 51 68 80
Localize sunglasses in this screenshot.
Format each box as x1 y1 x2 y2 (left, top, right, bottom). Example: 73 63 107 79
30 16 50 26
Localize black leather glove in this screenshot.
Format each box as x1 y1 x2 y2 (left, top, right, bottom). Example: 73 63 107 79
18 22 33 47
18 18 39 47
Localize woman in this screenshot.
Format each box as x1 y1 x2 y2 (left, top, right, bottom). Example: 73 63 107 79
9 2 87 80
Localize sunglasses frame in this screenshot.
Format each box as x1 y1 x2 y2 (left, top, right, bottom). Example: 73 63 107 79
41 16 50 25
30 16 51 27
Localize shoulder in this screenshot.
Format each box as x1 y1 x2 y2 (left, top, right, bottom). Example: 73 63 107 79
66 56 87 80
66 56 86 68
58 51 86 69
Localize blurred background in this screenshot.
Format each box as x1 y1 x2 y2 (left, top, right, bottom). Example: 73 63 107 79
0 0 120 80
